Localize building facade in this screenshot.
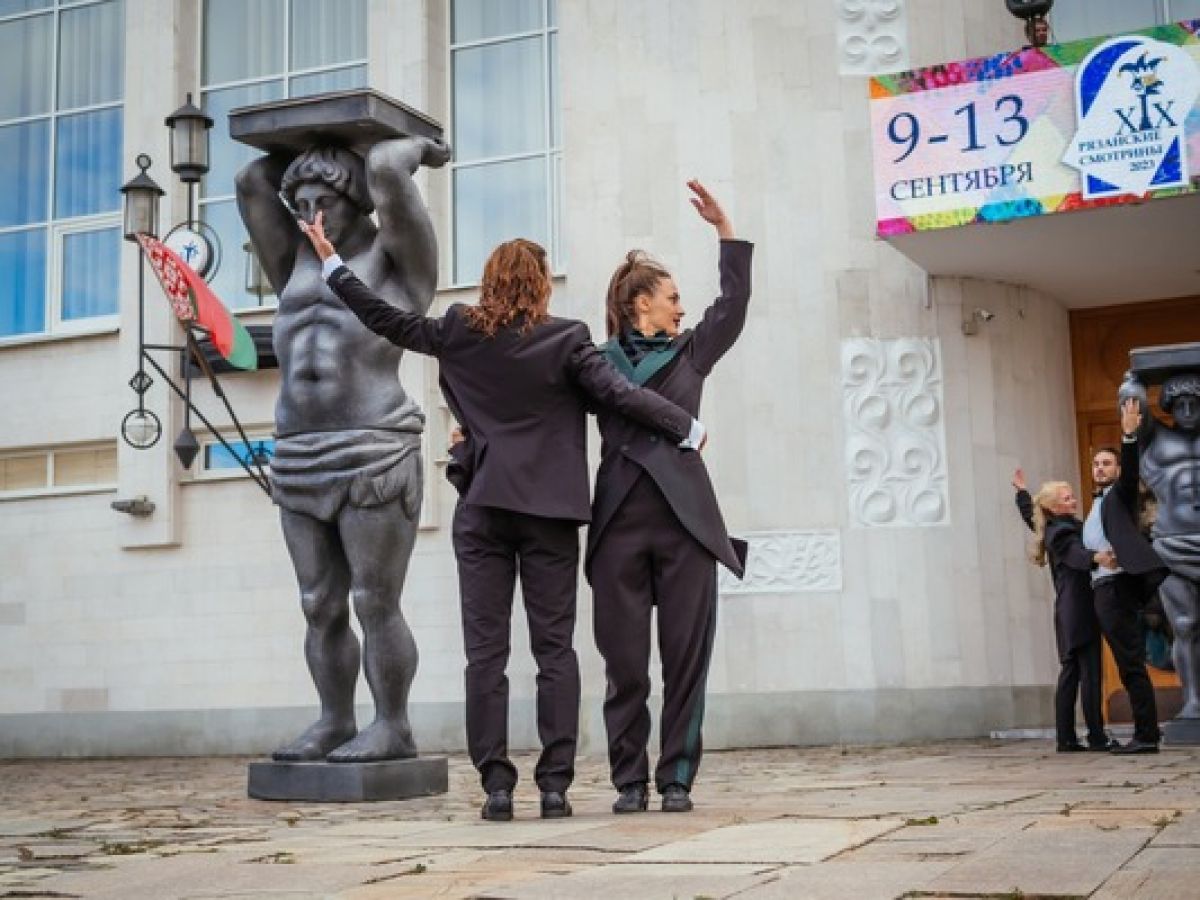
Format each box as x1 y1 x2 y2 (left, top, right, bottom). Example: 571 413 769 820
2 0 1199 756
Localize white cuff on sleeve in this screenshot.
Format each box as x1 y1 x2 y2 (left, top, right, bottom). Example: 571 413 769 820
680 418 705 449
321 254 344 280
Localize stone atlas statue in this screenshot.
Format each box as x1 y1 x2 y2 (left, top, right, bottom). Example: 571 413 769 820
231 91 449 773
1121 342 1200 743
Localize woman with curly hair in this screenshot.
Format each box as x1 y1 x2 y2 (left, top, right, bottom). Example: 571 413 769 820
1013 469 1116 752
301 215 703 822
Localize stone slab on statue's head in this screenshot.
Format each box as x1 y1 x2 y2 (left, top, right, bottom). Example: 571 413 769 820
1128 342 1200 386
1129 342 1200 429
228 88 443 156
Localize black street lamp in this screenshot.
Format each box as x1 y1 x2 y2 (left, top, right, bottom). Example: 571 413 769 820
164 93 214 184
119 154 164 241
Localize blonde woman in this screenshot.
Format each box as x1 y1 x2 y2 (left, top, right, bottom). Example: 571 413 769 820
1013 469 1117 752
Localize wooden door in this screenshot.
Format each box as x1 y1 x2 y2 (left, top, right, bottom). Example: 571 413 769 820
1069 295 1200 722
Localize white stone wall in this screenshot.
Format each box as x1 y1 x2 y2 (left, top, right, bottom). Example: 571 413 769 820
0 0 1080 755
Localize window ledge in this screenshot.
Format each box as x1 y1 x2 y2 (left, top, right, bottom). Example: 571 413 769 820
0 325 120 351
0 484 116 503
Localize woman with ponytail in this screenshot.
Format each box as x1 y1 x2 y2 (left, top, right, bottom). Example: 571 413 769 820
1013 469 1116 752
587 180 753 814
301 215 702 822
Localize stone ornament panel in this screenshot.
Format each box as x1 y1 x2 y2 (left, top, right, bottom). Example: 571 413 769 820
835 0 909 76
843 338 949 527
719 530 842 595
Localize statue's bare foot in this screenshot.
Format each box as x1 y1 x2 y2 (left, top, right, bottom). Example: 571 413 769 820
1178 700 1200 719
326 719 416 762
272 719 357 761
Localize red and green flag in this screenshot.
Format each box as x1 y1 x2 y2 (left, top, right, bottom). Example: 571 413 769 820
136 233 258 371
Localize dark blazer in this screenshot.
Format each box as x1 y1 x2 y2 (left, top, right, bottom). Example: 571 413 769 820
1016 490 1099 660
326 265 694 523
1101 439 1167 593
586 239 753 579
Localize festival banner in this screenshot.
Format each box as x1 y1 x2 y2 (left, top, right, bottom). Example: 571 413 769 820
871 20 1200 237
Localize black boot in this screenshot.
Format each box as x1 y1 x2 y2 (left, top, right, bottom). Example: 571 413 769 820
481 789 513 821
612 782 649 814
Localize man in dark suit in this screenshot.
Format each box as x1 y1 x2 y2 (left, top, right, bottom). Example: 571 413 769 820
1083 399 1169 753
300 212 701 820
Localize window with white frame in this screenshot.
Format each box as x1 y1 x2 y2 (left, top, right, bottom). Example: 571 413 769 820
450 0 562 285
1051 0 1200 43
199 0 367 311
0 442 117 496
192 434 275 480
0 0 124 341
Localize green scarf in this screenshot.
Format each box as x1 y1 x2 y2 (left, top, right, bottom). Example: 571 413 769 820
601 330 678 385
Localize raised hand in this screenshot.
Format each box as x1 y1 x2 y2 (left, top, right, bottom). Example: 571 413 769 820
298 210 336 262
1120 396 1142 437
687 179 734 239
1012 468 1027 492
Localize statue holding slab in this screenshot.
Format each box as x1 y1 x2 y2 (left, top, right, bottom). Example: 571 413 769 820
233 92 449 766
1121 342 1200 738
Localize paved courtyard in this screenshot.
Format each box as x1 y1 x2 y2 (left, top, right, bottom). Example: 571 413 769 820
1 739 1198 898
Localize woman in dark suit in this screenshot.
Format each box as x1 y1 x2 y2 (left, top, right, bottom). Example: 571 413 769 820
1014 469 1115 752
301 213 701 822
587 181 752 814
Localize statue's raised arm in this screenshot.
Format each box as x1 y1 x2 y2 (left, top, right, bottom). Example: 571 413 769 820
235 151 301 297
368 136 452 311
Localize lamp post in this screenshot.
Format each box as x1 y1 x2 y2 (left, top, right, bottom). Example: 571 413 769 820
116 99 270 503
119 155 164 451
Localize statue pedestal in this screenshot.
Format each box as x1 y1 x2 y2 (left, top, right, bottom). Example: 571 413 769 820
1163 717 1200 746
247 756 448 801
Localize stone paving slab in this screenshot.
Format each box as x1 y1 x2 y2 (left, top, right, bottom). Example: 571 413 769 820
0 741 1197 898
1092 846 1200 900
482 862 779 900
926 817 1158 897
738 859 959 899
627 817 904 864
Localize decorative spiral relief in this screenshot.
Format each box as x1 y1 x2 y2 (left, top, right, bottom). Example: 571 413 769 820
835 0 909 75
843 338 949 528
718 531 842 595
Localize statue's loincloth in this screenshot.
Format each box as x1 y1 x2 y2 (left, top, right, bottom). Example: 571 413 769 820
270 426 423 522
1153 533 1200 581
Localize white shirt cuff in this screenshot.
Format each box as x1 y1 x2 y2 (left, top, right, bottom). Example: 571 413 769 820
680 418 705 449
321 254 344 280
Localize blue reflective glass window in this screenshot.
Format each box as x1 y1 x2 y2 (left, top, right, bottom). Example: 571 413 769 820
205 439 275 470
203 0 285 84
200 198 265 311
61 227 119 321
0 1 51 15
201 80 285 200
454 156 548 283
452 0 542 43
0 12 52 119
57 0 124 110
0 120 49 227
453 36 545 160
54 107 122 218
289 63 367 98
0 228 47 336
289 0 365 70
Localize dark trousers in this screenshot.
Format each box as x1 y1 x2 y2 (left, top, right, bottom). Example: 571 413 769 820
1056 638 1105 747
452 501 581 794
1094 574 1161 744
590 474 718 794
